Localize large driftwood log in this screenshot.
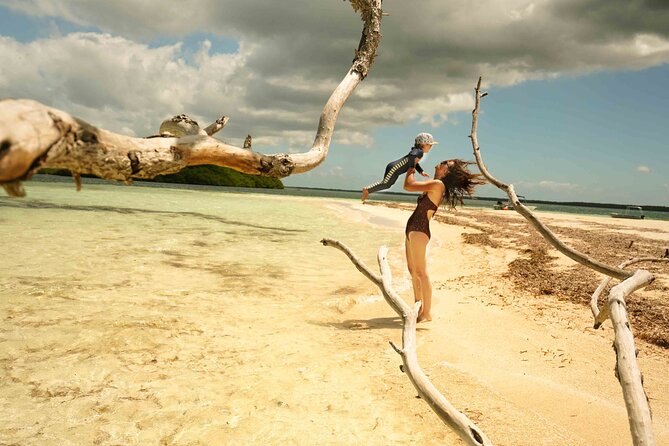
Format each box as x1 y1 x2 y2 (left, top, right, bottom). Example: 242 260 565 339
470 77 661 446
322 238 493 446
0 0 383 197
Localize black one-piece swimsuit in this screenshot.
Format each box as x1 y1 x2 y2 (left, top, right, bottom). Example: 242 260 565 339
405 193 439 239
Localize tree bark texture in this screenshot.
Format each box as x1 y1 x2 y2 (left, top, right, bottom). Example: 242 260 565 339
0 0 383 197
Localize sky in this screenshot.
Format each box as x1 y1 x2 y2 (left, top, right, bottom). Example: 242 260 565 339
0 0 667 205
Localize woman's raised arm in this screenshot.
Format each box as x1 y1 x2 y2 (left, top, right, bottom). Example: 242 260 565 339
403 169 443 193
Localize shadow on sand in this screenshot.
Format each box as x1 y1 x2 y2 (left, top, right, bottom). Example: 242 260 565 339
310 316 429 331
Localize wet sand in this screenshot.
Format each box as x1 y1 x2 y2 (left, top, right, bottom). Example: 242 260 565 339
1 192 668 445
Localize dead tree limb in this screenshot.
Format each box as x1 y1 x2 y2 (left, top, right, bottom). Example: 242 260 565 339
203 116 230 136
591 258 669 328
321 238 494 446
469 77 630 281
607 269 655 443
470 76 658 446
0 0 383 197
243 135 253 150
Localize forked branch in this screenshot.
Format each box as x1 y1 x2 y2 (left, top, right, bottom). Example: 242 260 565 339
322 238 493 446
591 258 669 328
0 0 383 197
469 77 630 281
606 269 655 443
469 76 659 446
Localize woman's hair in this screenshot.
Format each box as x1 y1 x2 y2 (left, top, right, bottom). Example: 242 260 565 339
439 159 486 209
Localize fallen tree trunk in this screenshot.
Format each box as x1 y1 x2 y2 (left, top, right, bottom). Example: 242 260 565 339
0 0 383 197
322 238 494 446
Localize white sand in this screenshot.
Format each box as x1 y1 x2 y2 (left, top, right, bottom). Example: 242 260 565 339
338 202 669 445
1 194 667 445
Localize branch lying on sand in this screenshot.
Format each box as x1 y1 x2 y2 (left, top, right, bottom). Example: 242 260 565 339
591 257 669 328
0 0 383 197
470 76 659 446
321 238 493 446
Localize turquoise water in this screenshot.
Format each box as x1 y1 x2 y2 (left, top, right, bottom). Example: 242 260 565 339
0 180 403 296
1 180 425 445
287 189 669 221
29 175 669 221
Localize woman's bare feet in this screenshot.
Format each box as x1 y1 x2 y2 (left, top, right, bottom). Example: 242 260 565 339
361 188 369 203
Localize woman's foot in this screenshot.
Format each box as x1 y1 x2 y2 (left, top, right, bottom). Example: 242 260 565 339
361 188 369 203
417 313 432 323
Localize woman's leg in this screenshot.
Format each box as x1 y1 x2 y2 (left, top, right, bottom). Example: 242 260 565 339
405 236 422 307
407 231 432 322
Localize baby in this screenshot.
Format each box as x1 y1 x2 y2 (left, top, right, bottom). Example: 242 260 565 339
361 132 438 203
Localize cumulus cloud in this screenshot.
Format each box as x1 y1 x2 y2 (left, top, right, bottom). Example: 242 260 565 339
538 180 580 191
637 165 651 173
0 33 248 137
1 0 669 148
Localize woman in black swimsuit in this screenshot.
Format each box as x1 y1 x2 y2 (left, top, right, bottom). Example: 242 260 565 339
404 159 484 322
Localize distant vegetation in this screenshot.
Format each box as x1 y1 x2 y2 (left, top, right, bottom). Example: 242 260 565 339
39 166 284 189
153 166 283 189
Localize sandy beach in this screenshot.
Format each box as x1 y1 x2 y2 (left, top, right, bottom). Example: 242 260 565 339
325 201 669 445
1 186 668 445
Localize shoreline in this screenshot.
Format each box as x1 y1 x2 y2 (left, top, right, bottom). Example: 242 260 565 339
28 175 669 219
2 182 668 445
337 198 669 444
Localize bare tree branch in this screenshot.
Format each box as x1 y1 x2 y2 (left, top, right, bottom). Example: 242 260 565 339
591 258 669 328
72 172 82 191
203 116 230 136
469 77 630 280
158 114 208 137
243 135 253 150
470 76 660 446
320 238 382 287
322 238 494 446
607 269 656 445
0 0 383 196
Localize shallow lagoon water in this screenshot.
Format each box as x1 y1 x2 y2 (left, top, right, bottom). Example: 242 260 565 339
1 181 402 298
0 181 409 445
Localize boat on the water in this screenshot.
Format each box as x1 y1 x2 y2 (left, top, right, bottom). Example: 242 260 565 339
611 206 645 219
493 200 509 210
493 195 537 211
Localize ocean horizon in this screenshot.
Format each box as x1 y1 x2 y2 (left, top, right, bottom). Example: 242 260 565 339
24 175 669 222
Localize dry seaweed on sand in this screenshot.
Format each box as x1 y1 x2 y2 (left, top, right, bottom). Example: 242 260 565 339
386 202 669 349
